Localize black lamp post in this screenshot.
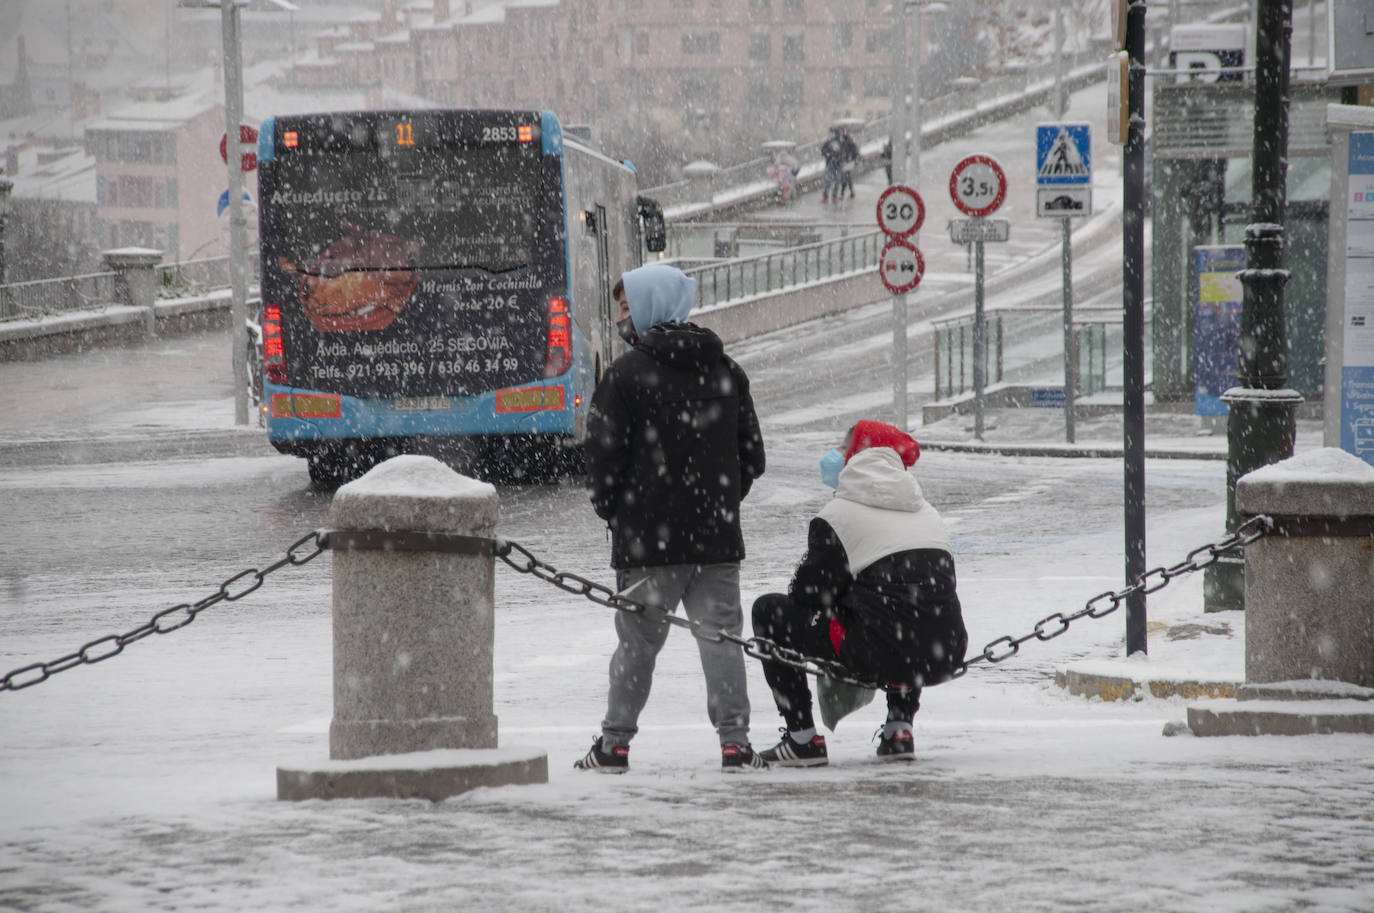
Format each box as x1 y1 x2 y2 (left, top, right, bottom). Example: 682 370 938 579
1202 0 1303 612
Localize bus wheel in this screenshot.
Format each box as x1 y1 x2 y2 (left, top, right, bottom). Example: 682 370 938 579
307 453 348 491
558 438 587 480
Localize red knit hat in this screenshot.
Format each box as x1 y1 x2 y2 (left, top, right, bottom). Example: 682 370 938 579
844 420 920 467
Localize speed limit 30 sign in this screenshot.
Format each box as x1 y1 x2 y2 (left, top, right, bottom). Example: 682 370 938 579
879 238 925 295
949 154 1008 218
876 184 925 238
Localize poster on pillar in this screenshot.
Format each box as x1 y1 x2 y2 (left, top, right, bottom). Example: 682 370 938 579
1341 132 1374 466
1192 245 1245 416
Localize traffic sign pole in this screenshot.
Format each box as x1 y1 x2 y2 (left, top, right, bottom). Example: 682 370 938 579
1123 0 1148 656
973 238 986 440
877 185 924 432
1036 124 1091 444
948 155 1007 442
1062 216 1075 443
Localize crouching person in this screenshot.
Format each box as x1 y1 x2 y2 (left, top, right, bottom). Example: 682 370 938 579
752 420 967 766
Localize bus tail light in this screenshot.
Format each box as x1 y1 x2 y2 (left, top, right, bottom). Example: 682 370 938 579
544 297 573 377
263 304 288 385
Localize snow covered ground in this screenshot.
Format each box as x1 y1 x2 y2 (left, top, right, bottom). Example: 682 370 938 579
3 52 1371 913
2 423 1372 912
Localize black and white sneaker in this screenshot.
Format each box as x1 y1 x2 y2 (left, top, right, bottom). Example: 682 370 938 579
721 743 769 771
573 736 629 773
758 729 828 767
875 728 915 761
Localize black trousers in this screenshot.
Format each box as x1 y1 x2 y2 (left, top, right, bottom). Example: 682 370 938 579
750 593 920 732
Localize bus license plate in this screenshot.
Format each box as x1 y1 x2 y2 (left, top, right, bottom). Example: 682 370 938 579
394 396 451 412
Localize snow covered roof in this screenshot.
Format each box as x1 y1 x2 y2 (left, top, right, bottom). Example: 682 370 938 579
6 144 95 204
85 95 219 133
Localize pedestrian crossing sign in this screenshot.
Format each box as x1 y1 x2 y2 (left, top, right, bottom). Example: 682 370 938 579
1036 123 1092 186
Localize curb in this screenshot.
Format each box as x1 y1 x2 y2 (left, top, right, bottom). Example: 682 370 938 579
0 429 270 467
922 439 1226 461
1055 667 1240 702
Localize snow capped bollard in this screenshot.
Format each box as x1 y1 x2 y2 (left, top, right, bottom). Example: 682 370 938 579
682 159 719 204
1236 449 1374 689
1186 449 1374 737
277 455 547 800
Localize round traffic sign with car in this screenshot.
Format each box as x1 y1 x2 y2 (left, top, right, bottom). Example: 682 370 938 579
878 238 925 295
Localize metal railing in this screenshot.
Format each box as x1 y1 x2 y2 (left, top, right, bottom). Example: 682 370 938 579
0 270 119 321
0 255 258 322
683 228 885 311
932 307 1126 401
156 256 238 295
641 45 1114 211
664 220 866 260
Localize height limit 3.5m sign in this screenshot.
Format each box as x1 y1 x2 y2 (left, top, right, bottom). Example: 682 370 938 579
879 238 925 295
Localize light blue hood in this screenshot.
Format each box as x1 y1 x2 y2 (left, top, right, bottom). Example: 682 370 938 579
621 264 696 335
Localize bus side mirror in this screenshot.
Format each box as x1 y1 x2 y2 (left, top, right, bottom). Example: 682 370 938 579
637 196 666 253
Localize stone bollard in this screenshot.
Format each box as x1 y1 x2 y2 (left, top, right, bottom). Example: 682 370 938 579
277 455 547 800
682 160 719 204
101 247 162 335
1185 449 1374 736
1237 448 1374 688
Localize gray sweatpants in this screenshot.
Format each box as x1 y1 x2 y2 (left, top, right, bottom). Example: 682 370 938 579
600 563 752 749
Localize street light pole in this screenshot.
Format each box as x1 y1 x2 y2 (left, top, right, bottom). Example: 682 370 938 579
910 2 921 191
222 0 250 426
1204 0 1302 611
1053 5 1067 118
179 0 295 426
890 0 909 429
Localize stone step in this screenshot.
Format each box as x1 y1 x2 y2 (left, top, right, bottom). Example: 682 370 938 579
1186 700 1374 737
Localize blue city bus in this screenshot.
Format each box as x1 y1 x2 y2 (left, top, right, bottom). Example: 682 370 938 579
254 108 664 487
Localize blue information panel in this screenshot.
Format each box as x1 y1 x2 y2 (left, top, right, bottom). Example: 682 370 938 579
1193 245 1245 416
1341 132 1374 466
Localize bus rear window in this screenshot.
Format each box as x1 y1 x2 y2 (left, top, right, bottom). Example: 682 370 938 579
265 146 540 273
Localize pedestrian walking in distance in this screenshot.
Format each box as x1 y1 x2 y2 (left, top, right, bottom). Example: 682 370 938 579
820 128 845 204
577 263 768 773
752 420 967 766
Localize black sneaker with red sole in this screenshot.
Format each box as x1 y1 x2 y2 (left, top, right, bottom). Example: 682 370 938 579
875 729 915 761
721 743 769 771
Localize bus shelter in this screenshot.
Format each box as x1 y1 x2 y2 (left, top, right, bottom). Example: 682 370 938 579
1150 79 1343 406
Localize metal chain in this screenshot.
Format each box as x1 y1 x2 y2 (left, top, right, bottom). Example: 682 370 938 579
0 531 328 693
949 514 1273 677
497 515 1274 690
2 515 1273 696
494 539 888 691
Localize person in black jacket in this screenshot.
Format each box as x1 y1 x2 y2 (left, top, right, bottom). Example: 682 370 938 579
837 128 859 199
753 420 966 766
576 263 768 773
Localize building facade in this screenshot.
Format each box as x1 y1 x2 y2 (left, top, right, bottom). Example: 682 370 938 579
85 98 225 263
281 0 913 179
